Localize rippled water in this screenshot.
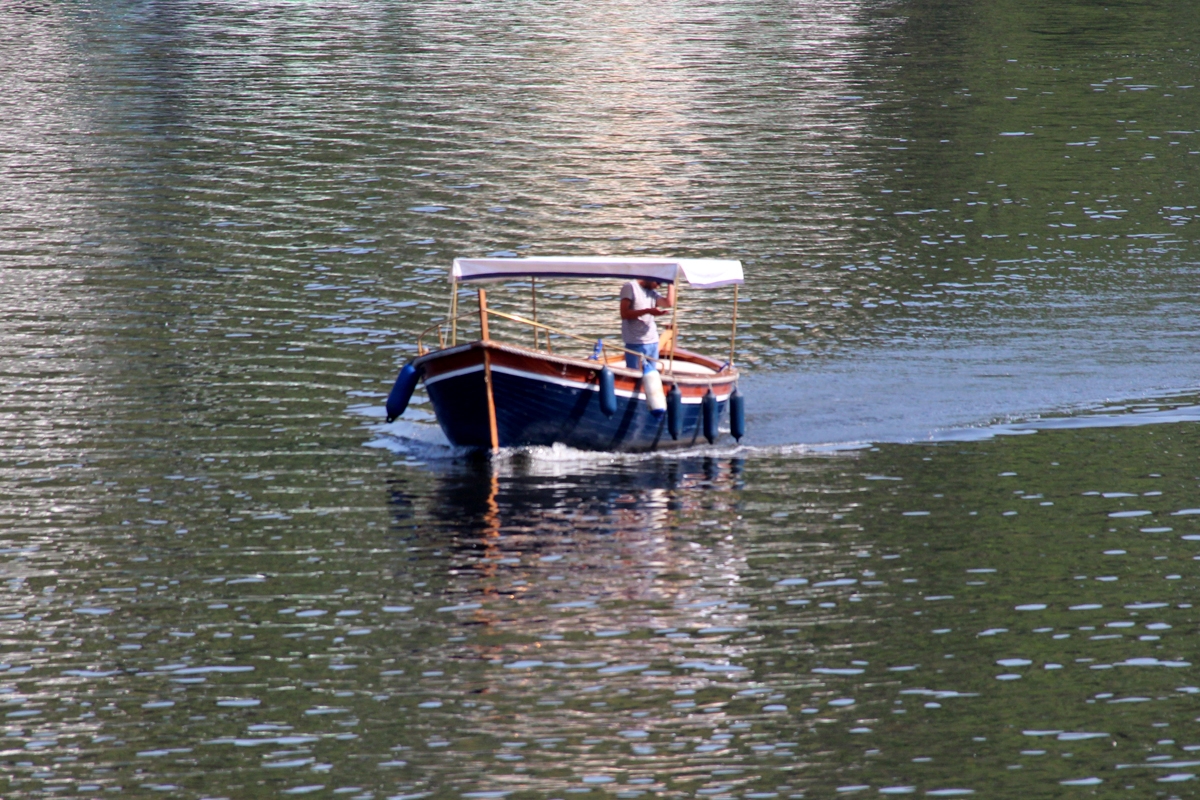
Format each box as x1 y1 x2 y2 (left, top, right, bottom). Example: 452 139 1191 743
3 0 1200 798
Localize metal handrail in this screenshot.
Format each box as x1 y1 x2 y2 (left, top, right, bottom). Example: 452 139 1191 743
485 309 654 362
416 316 458 355
415 308 675 366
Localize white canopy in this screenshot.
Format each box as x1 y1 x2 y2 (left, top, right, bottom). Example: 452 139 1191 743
451 256 744 289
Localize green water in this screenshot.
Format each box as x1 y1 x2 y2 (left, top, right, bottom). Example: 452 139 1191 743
2 1 1200 798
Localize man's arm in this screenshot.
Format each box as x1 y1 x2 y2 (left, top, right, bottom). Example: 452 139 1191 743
658 283 676 310
620 298 666 319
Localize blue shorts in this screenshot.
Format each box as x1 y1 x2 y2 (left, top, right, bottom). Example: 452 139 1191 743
624 342 659 371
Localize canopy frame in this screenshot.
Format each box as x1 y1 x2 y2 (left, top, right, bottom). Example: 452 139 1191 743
440 256 743 367
451 256 743 290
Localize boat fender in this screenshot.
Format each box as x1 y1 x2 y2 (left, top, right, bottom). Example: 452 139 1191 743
729 387 745 442
598 365 617 416
385 362 422 422
702 388 718 444
666 384 682 440
642 364 666 417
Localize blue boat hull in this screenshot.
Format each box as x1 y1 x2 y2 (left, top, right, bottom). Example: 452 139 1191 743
425 361 726 452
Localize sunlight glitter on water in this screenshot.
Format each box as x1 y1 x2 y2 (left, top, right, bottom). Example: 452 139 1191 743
3 0 1200 797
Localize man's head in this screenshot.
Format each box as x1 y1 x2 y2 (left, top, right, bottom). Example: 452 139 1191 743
638 278 662 290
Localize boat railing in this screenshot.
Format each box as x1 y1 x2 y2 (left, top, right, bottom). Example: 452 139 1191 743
488 308 663 365
414 316 457 354
416 308 678 368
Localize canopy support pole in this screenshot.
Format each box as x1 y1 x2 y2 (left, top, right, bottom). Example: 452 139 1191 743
728 283 739 368
531 277 539 349
668 280 680 376
478 287 490 341
450 281 459 346
479 288 500 451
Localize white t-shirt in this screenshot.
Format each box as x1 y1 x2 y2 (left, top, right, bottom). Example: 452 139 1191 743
619 281 661 344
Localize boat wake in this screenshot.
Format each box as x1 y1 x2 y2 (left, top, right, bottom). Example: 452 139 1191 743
742 325 1200 448
355 327 1200 463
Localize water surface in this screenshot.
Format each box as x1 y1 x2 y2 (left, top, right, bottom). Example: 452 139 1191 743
2 1 1200 798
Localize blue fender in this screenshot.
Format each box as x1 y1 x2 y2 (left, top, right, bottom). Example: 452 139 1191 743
666 384 682 440
598 366 617 416
702 388 718 444
386 362 422 422
729 387 745 442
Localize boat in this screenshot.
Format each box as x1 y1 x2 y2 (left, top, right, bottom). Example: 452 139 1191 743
384 256 746 452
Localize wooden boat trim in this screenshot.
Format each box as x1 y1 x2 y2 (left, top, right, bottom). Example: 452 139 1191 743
415 339 737 388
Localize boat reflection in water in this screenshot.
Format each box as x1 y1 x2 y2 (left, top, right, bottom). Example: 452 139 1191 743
388 451 748 608
381 453 818 797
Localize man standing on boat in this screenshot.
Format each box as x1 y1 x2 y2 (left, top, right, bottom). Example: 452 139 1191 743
619 278 675 370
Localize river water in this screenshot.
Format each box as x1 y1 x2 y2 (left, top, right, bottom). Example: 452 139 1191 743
3 1 1200 798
